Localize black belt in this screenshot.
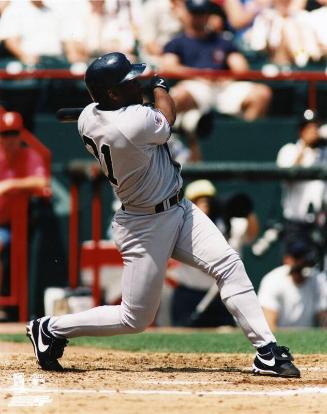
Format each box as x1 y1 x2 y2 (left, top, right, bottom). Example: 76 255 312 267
121 189 183 214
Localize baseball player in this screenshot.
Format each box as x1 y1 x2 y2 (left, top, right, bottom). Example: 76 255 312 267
27 52 300 378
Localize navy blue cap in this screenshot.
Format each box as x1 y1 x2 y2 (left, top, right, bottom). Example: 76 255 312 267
185 0 212 13
284 239 315 260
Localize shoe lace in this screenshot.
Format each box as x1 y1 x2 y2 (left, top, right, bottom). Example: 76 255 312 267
273 345 293 361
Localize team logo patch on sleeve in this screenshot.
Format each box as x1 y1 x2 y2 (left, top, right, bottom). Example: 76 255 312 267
154 113 164 127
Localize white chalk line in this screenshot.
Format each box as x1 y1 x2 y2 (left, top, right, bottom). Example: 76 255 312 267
140 380 233 385
1 386 327 397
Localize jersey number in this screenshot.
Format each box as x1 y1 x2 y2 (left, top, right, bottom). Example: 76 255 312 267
83 135 118 185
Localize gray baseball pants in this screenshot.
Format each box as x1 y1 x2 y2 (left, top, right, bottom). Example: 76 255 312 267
49 199 275 348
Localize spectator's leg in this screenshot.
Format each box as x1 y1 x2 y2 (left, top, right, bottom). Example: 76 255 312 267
241 83 272 121
170 84 198 113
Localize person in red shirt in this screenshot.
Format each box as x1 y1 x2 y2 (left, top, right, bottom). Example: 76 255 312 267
0 111 49 320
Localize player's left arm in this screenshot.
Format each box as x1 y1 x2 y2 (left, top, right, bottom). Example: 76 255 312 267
151 75 176 127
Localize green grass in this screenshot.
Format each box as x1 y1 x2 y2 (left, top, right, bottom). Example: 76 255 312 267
1 329 326 354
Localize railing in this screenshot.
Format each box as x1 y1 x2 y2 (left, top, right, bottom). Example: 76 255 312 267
0 68 326 110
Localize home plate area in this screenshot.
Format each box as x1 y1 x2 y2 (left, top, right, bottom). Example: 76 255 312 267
1 343 326 413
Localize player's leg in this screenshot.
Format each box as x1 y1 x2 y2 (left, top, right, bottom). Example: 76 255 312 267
172 199 300 377
48 207 184 338
27 206 184 370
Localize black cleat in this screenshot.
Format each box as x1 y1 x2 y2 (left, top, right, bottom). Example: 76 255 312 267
26 317 68 371
252 343 301 378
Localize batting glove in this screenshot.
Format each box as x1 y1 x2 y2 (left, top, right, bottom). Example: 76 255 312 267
150 75 169 93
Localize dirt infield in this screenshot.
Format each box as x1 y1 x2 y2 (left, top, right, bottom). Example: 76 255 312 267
1 339 327 414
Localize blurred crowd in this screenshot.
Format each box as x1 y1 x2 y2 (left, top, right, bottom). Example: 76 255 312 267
0 0 326 70
0 0 326 325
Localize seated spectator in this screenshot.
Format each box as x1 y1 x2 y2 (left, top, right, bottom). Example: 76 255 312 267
169 179 259 326
0 1 10 58
277 110 327 249
258 239 327 329
246 0 322 67
161 0 272 154
0 111 49 319
64 0 142 64
0 0 69 66
308 0 327 59
138 0 184 68
0 110 66 320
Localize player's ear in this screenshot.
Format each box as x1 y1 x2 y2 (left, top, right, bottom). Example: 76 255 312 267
108 89 119 102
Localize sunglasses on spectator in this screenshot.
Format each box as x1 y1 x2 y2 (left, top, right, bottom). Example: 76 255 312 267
0 130 21 137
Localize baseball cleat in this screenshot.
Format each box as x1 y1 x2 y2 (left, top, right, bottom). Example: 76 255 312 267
252 343 300 378
26 317 68 371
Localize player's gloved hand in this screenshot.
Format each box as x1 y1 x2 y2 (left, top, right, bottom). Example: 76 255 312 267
150 75 169 93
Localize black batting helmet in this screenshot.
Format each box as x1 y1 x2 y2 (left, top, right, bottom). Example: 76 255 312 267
85 52 146 105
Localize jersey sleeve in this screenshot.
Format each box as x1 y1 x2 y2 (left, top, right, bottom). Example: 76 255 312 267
163 37 182 57
0 5 22 40
257 273 281 312
276 143 298 167
119 105 171 146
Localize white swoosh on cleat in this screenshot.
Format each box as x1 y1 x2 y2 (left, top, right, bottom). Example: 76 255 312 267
257 354 275 367
38 322 49 352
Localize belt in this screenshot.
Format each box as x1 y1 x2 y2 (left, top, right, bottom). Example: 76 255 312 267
121 189 183 214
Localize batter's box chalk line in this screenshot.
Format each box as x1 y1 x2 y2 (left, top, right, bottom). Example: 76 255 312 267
1 386 327 398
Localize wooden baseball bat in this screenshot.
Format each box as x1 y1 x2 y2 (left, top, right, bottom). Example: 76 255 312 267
56 107 84 123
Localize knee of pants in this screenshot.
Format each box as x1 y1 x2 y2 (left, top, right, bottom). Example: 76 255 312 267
121 305 156 333
217 258 254 301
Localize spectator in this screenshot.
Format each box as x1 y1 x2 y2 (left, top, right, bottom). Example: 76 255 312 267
64 0 142 64
138 0 184 67
246 0 322 67
161 0 272 155
276 109 327 248
0 0 68 66
0 0 10 58
308 0 327 59
258 239 327 329
0 111 49 320
169 179 259 326
0 110 66 320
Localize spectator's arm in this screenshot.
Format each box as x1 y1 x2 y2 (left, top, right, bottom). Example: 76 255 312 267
160 52 192 73
223 0 259 30
0 177 48 196
226 52 249 73
4 37 39 65
262 307 278 331
63 40 88 64
245 212 260 243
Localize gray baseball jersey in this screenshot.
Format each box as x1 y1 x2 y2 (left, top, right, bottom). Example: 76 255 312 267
78 102 182 209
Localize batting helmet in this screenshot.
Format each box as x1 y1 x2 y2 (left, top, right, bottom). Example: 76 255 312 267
85 52 146 105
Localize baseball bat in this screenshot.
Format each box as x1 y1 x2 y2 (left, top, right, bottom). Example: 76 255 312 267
56 107 84 123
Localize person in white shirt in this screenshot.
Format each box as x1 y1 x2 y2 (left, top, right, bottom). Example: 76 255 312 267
258 240 327 329
0 0 66 66
276 110 327 247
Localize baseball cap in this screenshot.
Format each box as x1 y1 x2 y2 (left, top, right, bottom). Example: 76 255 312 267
185 0 212 13
284 239 315 260
185 179 216 201
299 109 320 128
0 111 23 136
